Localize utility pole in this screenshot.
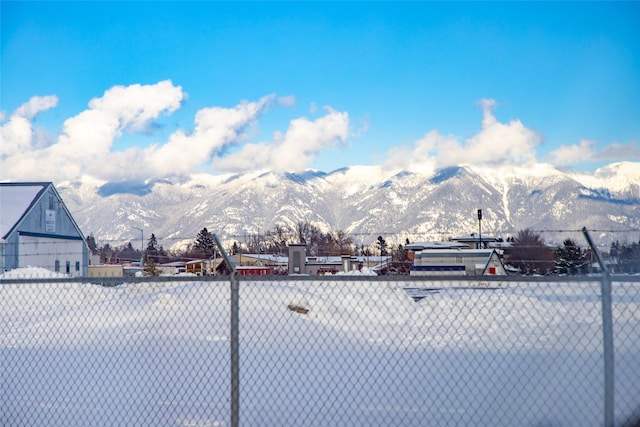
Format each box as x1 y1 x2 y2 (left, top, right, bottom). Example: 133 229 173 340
477 209 483 249
131 225 144 267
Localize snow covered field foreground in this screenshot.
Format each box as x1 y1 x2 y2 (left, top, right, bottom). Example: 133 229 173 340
2 268 640 426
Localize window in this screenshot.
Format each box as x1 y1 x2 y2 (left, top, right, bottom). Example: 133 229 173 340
76 261 80 272
66 261 70 274
55 260 60 272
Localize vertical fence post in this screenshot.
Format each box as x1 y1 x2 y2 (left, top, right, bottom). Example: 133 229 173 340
212 234 239 427
229 270 239 427
582 227 614 427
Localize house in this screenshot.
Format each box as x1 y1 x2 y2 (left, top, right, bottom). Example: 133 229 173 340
410 248 507 276
0 182 89 276
186 259 216 275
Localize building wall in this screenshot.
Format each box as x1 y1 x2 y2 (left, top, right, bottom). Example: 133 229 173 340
18 235 85 276
411 250 500 276
88 264 124 277
3 184 88 275
484 252 507 276
288 245 306 275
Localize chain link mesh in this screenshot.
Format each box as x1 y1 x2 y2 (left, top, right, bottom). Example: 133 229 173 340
2 275 639 426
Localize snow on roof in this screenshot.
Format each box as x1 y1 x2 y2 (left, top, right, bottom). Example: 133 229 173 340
416 249 494 256
405 241 468 250
0 183 47 238
238 253 289 263
451 233 497 242
306 255 391 263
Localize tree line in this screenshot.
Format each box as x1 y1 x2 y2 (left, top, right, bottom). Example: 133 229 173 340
87 224 640 275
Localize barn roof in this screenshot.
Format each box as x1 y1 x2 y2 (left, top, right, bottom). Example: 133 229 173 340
0 182 50 239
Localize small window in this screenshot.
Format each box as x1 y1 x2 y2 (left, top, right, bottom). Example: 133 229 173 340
76 261 80 272
55 260 60 272
66 261 70 274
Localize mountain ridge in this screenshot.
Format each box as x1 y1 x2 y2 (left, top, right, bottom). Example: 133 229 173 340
57 161 640 250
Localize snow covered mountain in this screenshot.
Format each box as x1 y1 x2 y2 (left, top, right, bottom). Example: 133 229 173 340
57 162 640 249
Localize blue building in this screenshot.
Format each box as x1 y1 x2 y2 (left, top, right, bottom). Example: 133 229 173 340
0 182 88 276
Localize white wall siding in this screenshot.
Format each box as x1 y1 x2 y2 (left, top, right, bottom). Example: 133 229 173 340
18 235 86 277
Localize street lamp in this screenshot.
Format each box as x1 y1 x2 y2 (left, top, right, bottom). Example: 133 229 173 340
477 209 483 249
131 225 144 267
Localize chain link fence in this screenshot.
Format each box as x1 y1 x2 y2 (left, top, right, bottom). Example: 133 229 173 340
2 273 640 426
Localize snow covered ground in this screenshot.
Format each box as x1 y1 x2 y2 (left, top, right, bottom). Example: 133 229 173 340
2 268 640 426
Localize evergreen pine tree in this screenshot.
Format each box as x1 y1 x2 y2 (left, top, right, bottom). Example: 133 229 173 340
376 236 388 256
195 228 215 258
146 234 160 263
553 238 588 275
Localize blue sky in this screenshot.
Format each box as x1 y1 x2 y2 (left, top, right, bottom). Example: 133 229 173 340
1 1 639 183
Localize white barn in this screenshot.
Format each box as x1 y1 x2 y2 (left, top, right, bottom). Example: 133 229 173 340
0 182 89 276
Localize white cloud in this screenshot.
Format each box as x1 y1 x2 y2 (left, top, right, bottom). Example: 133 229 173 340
276 95 296 107
383 98 541 172
547 139 596 166
548 139 640 166
213 107 349 173
0 84 282 182
0 116 33 159
595 141 640 160
14 95 58 119
0 96 59 159
1 81 186 181
4 87 631 184
144 95 275 178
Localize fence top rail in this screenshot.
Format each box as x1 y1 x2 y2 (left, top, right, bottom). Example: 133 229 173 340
2 273 640 285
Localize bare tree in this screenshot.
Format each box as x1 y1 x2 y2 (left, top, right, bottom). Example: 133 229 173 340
504 228 554 275
331 229 354 255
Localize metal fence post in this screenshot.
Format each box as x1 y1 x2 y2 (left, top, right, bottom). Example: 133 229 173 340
212 234 239 427
229 271 239 427
582 227 614 427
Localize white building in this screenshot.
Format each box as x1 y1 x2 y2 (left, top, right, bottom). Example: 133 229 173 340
0 182 89 276
410 249 507 276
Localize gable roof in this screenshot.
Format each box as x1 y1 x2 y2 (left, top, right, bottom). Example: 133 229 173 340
0 182 50 239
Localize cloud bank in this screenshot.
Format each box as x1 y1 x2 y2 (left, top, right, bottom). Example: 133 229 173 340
1 83 636 185
383 99 542 174
547 139 640 166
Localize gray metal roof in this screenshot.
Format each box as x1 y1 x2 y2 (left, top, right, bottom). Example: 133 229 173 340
0 182 49 239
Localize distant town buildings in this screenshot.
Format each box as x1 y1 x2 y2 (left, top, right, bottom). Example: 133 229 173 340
1 181 510 278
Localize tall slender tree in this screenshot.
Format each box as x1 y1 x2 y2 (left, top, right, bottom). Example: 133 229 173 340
376 235 388 256
195 227 215 258
146 234 160 263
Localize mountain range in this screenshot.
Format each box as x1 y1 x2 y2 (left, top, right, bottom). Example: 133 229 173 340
57 161 640 251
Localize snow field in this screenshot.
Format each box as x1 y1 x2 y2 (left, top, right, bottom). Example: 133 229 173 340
2 268 640 426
